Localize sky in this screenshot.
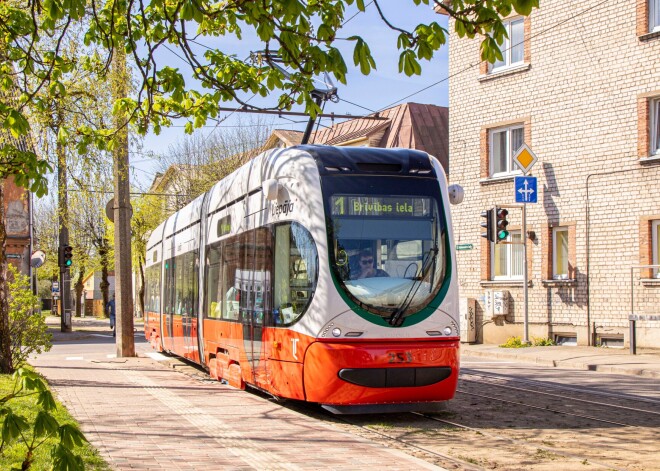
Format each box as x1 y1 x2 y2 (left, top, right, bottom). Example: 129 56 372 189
132 1 450 189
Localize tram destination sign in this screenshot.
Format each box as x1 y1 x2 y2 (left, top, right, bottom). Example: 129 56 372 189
331 195 431 217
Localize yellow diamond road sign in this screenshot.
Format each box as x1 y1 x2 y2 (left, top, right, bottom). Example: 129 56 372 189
513 144 538 175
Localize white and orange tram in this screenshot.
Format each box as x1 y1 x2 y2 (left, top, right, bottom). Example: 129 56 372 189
144 145 461 413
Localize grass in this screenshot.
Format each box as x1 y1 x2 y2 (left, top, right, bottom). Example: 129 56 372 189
0 370 111 470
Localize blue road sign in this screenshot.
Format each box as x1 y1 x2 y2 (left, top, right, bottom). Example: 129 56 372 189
514 176 537 203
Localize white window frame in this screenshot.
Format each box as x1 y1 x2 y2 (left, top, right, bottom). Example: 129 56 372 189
489 124 524 177
489 17 525 72
653 220 660 278
651 98 660 156
552 227 569 280
492 230 524 280
651 0 660 33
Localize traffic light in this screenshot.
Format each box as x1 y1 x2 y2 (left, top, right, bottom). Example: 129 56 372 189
59 245 73 268
481 208 495 242
495 207 509 242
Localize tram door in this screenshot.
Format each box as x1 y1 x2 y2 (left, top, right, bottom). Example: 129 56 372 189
239 229 272 387
182 253 199 362
163 257 175 352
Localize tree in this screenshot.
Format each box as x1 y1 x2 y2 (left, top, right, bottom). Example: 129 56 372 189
6 264 52 370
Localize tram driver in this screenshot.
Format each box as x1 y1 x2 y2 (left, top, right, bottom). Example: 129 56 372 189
351 249 389 280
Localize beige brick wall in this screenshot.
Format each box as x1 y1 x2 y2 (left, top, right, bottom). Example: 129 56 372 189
448 0 660 347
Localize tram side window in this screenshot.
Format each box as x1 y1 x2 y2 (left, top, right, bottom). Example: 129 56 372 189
186 252 198 316
222 240 241 320
145 265 161 312
174 254 185 315
273 222 318 325
206 245 223 319
164 258 174 315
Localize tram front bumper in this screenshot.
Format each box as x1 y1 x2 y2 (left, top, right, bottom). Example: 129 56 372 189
303 339 459 406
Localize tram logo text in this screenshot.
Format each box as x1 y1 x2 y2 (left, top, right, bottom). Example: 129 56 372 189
271 200 294 217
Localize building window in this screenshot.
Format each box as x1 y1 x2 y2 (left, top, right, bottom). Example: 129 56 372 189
489 17 525 72
553 227 569 279
651 0 660 32
492 231 523 280
653 220 660 278
652 98 660 155
490 125 524 176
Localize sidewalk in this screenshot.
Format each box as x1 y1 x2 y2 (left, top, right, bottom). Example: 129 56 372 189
461 342 660 379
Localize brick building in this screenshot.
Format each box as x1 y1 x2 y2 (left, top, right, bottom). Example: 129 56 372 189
446 0 660 347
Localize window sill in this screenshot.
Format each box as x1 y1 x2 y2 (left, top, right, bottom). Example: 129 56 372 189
479 173 523 185
478 63 531 82
480 280 532 288
638 30 660 42
542 279 577 287
639 154 660 164
640 278 660 287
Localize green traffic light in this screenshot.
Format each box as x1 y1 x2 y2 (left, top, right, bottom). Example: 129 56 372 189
65 260 72 267
497 230 509 240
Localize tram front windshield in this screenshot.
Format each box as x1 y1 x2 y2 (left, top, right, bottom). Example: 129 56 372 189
324 176 447 320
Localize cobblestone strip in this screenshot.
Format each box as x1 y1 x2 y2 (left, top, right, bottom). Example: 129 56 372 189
122 369 301 470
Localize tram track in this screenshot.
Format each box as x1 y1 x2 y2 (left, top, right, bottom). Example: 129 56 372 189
461 369 660 409
173 356 659 470
458 371 660 428
285 369 660 470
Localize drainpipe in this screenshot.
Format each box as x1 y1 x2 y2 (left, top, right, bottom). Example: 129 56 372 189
586 166 646 346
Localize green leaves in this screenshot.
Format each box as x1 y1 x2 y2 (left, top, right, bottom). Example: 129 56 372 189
58 423 87 449
398 50 421 76
1 409 29 443
350 37 376 75
34 411 60 437
512 0 540 16
52 444 85 471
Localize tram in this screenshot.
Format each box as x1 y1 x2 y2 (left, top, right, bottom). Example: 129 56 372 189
143 145 461 413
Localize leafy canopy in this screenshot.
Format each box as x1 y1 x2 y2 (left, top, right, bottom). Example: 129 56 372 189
0 0 539 192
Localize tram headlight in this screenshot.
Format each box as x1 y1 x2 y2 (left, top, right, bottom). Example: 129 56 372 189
443 327 452 336
332 328 342 337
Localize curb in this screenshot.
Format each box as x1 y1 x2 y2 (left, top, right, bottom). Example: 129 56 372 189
461 348 660 379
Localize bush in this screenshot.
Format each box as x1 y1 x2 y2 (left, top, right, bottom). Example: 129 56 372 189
531 337 555 346
499 336 556 348
7 264 52 369
499 336 530 348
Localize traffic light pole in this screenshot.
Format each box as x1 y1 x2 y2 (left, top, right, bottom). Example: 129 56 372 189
495 204 529 344
57 133 72 333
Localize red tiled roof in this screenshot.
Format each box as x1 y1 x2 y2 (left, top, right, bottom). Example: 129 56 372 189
308 102 449 171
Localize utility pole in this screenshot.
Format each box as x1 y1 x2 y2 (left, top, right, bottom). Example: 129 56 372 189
112 45 135 357
57 113 72 332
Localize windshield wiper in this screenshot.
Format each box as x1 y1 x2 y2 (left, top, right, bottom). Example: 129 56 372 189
387 246 438 327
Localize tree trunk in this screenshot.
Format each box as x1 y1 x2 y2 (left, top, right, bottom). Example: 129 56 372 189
0 185 14 373
112 45 135 357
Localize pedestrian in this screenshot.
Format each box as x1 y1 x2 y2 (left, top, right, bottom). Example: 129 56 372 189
106 294 116 338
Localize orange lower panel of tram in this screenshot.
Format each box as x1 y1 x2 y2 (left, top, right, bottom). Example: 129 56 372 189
303 339 459 406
